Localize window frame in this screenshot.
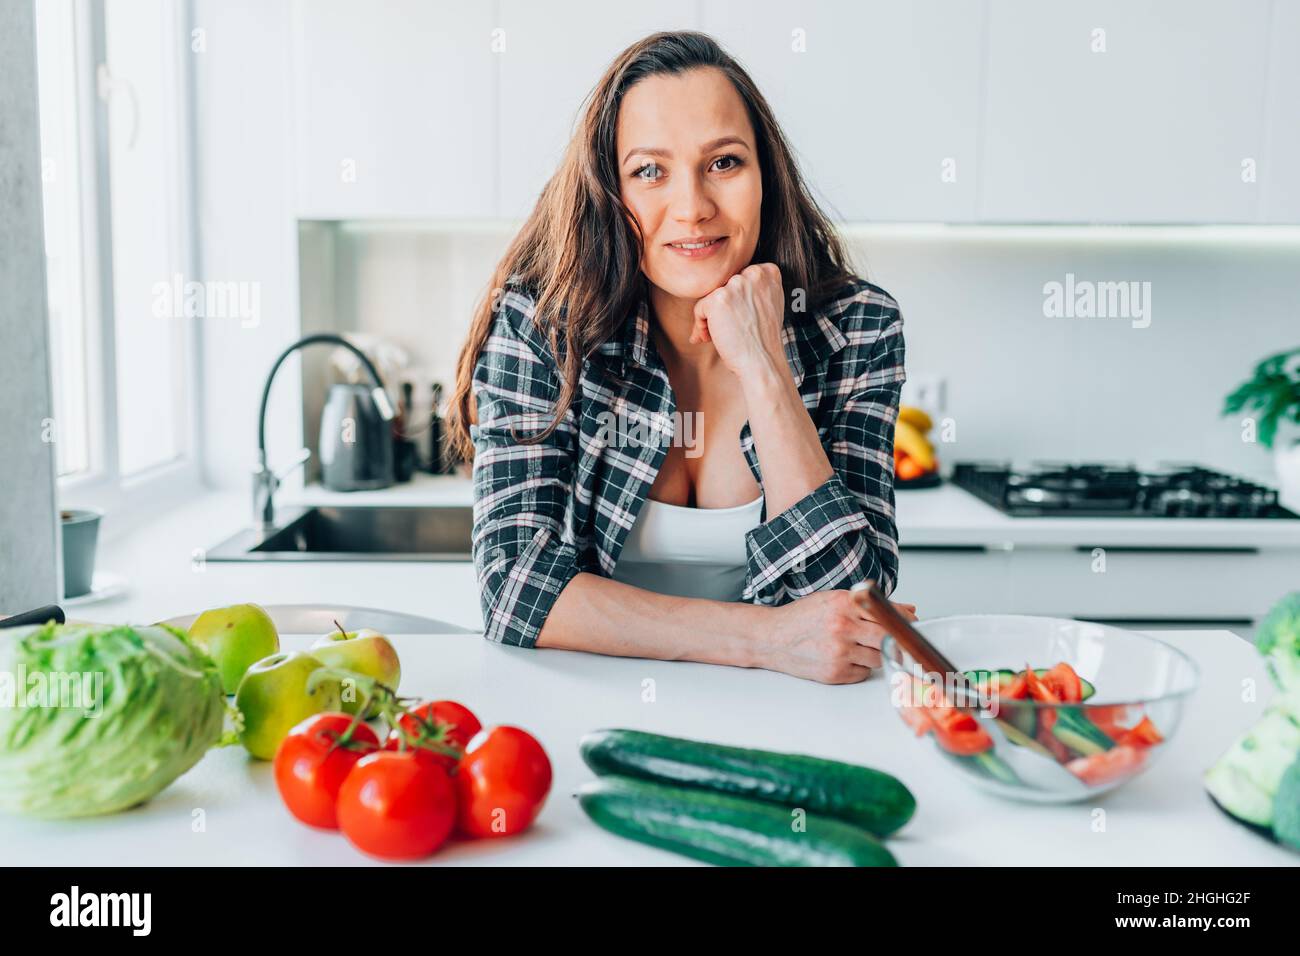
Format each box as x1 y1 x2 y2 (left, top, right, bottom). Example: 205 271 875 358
52 0 205 529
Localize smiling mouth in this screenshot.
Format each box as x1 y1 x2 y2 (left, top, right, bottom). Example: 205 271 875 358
667 237 726 250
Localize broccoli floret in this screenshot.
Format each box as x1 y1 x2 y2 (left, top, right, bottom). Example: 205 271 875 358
1256 592 1300 692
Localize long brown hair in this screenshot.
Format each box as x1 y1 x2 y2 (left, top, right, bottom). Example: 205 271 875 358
446 30 854 464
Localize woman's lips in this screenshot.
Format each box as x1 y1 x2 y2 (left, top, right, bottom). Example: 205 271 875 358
665 236 728 260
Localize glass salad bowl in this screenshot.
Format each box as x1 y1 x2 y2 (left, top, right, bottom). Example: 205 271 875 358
882 615 1200 803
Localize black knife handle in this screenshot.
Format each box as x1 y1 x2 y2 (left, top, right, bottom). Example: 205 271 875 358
0 605 66 629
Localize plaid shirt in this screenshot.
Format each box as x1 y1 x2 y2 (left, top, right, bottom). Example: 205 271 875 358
469 275 906 647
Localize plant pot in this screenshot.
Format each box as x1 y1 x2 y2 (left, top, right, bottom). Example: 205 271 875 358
60 509 102 599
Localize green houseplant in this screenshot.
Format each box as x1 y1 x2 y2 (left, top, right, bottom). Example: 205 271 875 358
1223 347 1300 506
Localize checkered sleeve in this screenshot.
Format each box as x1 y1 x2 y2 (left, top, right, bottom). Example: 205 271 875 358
469 291 583 647
743 300 905 604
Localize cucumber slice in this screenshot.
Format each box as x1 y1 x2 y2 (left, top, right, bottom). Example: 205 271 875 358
577 775 898 867
1051 708 1115 757
947 749 1021 786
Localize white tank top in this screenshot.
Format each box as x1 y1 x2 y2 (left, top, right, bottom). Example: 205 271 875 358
610 494 765 602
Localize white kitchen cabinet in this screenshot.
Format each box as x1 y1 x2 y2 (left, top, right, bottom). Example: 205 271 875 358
496 0 700 220
980 0 1272 223
1262 0 1300 223
895 546 1014 617
701 0 984 222
290 0 497 218
1004 546 1296 623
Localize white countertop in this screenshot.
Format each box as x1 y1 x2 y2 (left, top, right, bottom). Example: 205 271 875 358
66 471 1297 634
2 627 1291 866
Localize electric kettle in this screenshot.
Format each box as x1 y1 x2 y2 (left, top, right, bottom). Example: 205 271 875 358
319 382 395 491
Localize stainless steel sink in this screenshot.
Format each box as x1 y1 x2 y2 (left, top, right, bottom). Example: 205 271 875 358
207 505 474 563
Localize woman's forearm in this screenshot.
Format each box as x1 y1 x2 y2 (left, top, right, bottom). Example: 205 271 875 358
533 571 772 666
741 358 834 516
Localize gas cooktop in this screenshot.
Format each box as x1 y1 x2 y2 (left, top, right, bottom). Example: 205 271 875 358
950 461 1299 519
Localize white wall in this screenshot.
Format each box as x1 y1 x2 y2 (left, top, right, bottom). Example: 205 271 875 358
192 0 303 492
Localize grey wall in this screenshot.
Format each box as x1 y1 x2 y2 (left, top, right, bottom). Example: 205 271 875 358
0 0 61 611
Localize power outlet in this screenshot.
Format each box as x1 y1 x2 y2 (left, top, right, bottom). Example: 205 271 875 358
902 375 946 416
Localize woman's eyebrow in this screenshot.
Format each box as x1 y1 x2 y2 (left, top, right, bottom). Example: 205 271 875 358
621 135 751 166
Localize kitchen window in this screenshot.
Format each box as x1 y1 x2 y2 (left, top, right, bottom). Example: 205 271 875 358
34 0 202 522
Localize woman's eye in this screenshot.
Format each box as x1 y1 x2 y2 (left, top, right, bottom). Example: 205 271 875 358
711 154 743 172
633 163 662 182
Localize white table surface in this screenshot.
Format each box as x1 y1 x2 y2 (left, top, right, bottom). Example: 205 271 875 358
2 628 1294 866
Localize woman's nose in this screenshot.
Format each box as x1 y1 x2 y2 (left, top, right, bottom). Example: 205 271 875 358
670 172 716 224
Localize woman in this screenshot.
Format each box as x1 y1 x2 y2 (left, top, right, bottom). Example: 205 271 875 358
447 31 915 684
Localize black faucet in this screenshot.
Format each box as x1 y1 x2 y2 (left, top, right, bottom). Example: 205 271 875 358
253 333 393 530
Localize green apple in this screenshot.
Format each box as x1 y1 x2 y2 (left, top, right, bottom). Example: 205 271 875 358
188 603 280 694
310 627 401 716
235 651 341 760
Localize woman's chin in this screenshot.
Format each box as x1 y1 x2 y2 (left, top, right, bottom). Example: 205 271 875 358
649 262 738 301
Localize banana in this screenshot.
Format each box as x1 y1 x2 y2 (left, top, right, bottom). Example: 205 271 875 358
894 419 935 471
898 405 933 433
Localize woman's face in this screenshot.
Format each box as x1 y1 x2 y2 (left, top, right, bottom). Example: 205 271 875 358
616 67 763 302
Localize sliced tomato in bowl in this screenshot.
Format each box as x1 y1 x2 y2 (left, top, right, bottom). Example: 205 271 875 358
1066 744 1148 787
1116 715 1164 749
1039 662 1084 704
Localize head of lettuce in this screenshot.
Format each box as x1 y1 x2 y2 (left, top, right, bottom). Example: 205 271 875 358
0 621 224 818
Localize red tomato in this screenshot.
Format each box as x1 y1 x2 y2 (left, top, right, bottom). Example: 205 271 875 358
273 712 379 829
1087 704 1135 740
1022 665 1061 731
1116 715 1164 749
384 700 483 769
336 751 456 860
930 708 995 756
1040 663 1084 704
1000 672 1029 700
1067 745 1147 787
454 726 552 839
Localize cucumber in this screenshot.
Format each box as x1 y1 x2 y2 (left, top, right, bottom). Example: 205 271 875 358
579 729 915 837
577 775 898 867
1051 708 1115 757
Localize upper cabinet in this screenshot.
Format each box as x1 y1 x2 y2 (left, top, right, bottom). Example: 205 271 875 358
980 0 1273 223
287 0 1297 224
496 0 701 220
290 0 496 218
1262 0 1300 223
702 0 984 222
